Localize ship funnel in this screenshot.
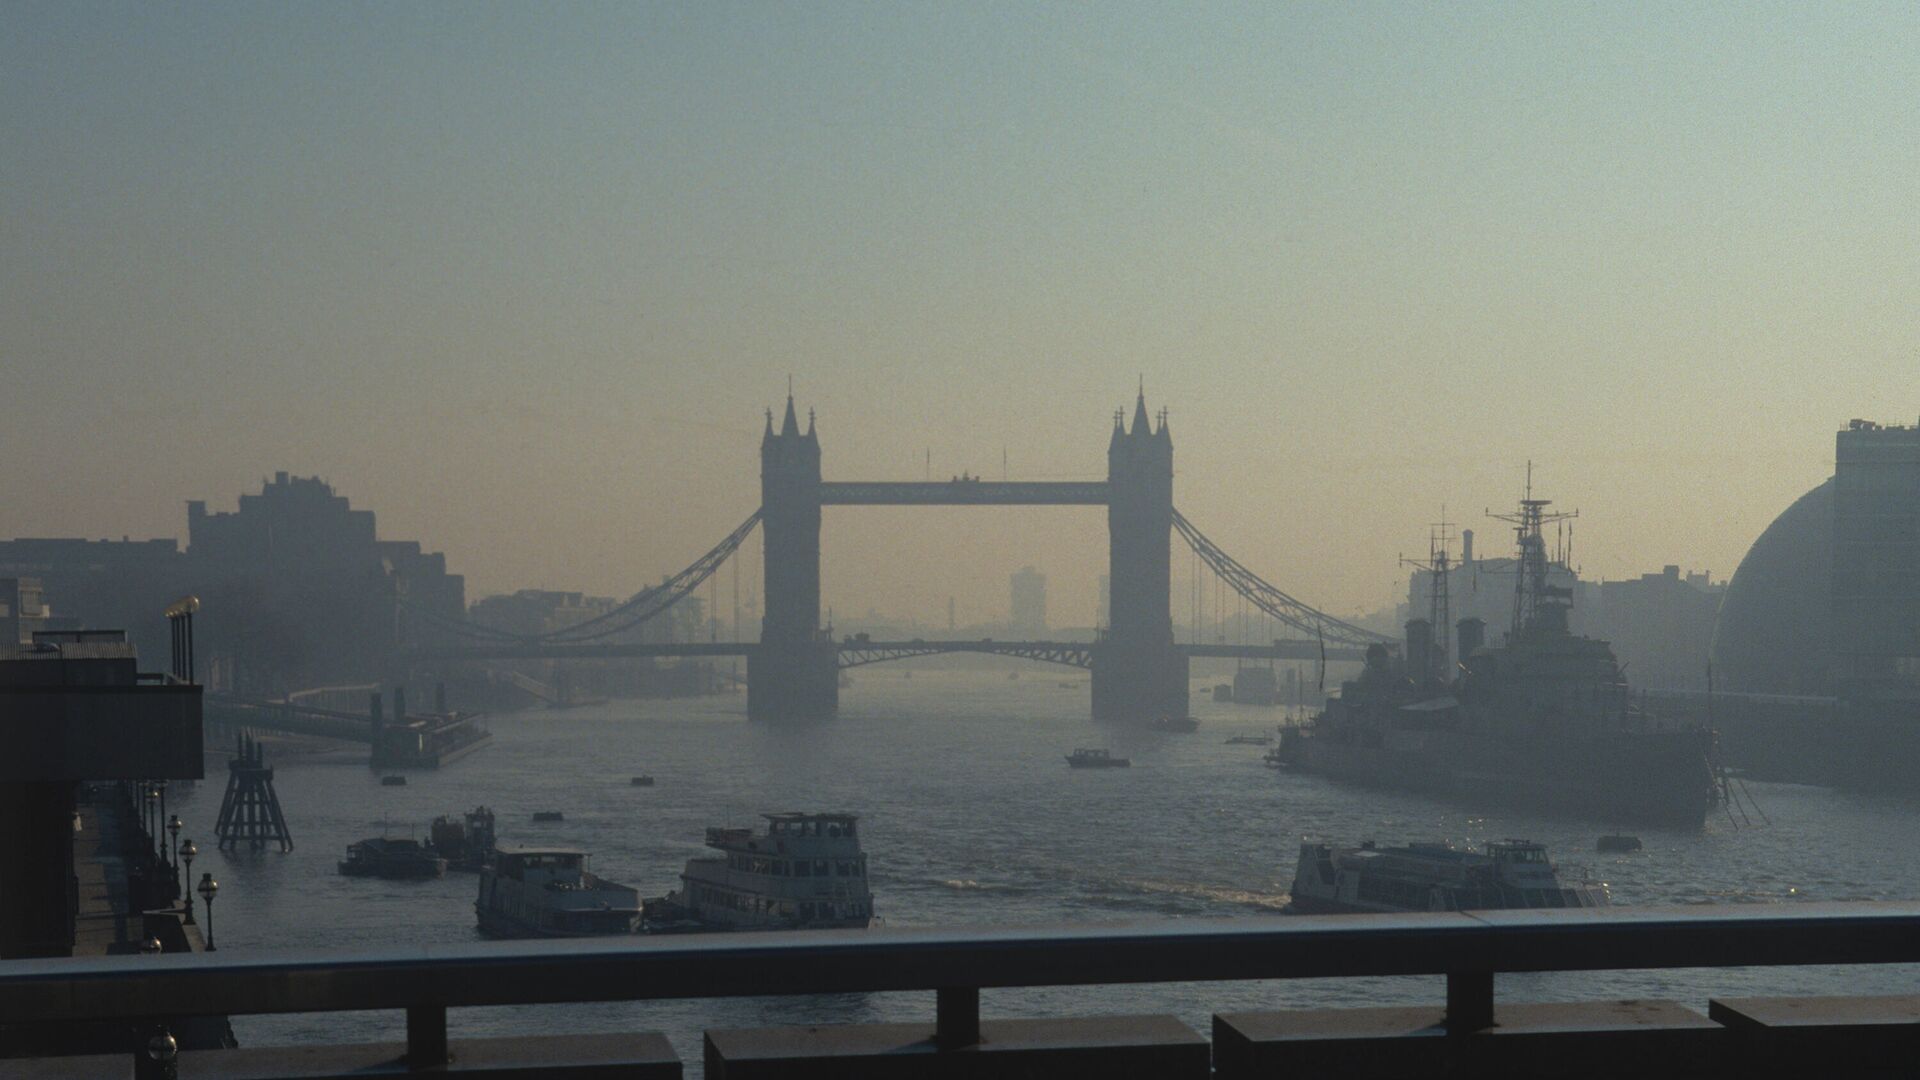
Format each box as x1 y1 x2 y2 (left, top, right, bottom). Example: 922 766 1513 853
1405 618 1434 688
1461 528 1474 564
1456 617 1485 668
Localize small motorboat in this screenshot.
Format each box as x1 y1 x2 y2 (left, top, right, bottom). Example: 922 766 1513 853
1225 734 1273 745
1596 834 1643 853
1066 748 1131 769
532 811 565 823
380 775 407 786
630 776 655 787
1150 716 1199 733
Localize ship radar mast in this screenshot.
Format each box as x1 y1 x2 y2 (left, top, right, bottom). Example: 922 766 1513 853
1399 508 1455 686
1487 462 1578 638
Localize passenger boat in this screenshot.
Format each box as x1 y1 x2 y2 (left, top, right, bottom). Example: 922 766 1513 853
475 847 641 938
1596 834 1643 853
427 806 496 872
1226 734 1273 746
643 813 874 932
1066 748 1131 768
380 775 407 786
1286 839 1606 914
630 775 656 787
1150 716 1199 733
338 837 447 879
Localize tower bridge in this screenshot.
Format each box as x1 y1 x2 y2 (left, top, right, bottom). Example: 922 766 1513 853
406 391 1390 722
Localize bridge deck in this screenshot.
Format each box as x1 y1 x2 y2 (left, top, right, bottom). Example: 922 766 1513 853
410 639 1366 664
818 481 1108 505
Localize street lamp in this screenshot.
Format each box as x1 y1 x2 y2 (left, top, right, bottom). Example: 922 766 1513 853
167 816 183 886
196 873 218 950
178 842 197 924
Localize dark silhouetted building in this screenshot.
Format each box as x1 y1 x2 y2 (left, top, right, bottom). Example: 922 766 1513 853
1832 419 1920 702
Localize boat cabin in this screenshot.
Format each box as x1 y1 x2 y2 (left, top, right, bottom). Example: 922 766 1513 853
765 813 857 840
492 847 590 886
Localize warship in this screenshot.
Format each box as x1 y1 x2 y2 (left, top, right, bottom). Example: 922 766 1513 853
1276 489 1719 828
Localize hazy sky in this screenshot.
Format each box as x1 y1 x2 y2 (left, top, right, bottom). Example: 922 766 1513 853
4 3 1916 627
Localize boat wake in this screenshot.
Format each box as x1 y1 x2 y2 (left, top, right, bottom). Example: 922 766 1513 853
1097 877 1292 913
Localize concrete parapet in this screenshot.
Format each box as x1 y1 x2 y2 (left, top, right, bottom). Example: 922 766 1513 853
1215 1000 1721 1079
1711 993 1920 1077
705 1015 1207 1079
176 1033 680 1078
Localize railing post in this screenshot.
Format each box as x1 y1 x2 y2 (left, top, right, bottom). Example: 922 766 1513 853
1445 969 1494 1034
406 1003 448 1068
935 986 980 1049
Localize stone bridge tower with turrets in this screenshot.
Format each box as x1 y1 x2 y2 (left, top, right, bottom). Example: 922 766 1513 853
1092 392 1188 721
749 396 839 720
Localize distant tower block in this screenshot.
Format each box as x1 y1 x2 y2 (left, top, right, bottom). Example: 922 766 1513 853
214 732 293 852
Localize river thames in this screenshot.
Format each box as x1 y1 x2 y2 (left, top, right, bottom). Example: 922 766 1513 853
176 668 1920 1071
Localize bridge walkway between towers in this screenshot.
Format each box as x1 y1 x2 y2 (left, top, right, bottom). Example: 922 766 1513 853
818 481 1108 505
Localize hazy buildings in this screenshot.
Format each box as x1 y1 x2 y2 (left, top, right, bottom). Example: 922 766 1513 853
185 473 466 692
1010 566 1047 637
3 474 466 695
1588 566 1725 691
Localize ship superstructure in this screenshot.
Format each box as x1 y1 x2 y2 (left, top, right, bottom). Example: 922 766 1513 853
475 847 641 938
645 812 874 931
1277 485 1719 827
1287 839 1607 914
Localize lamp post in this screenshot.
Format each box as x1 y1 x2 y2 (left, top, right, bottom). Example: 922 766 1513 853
196 873 217 949
178 842 197 923
155 781 168 861
166 816 184 896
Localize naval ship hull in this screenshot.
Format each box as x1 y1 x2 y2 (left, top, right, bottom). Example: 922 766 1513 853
1286 728 1717 828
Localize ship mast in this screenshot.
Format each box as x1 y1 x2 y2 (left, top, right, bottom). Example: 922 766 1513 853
1399 509 1455 685
1487 463 1577 637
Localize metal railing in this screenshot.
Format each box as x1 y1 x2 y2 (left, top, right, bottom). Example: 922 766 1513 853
6 902 1920 1070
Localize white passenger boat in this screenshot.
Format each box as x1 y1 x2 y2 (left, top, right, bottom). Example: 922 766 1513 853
644 813 874 931
474 846 641 938
1286 839 1607 914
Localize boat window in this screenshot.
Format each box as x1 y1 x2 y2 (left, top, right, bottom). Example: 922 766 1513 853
815 859 830 875
826 824 841 837
795 861 811 877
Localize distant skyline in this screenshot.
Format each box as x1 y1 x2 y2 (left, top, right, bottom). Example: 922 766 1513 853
5 3 1916 625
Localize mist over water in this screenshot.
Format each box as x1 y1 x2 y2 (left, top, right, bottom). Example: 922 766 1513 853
186 668 1920 1069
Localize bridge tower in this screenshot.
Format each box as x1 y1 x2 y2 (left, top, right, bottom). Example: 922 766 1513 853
1093 392 1188 721
749 396 839 720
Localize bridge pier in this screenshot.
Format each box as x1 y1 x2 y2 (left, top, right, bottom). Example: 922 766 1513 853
746 643 839 722
1091 645 1190 722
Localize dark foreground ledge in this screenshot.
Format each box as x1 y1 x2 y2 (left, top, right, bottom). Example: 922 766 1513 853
4 902 1920 1076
